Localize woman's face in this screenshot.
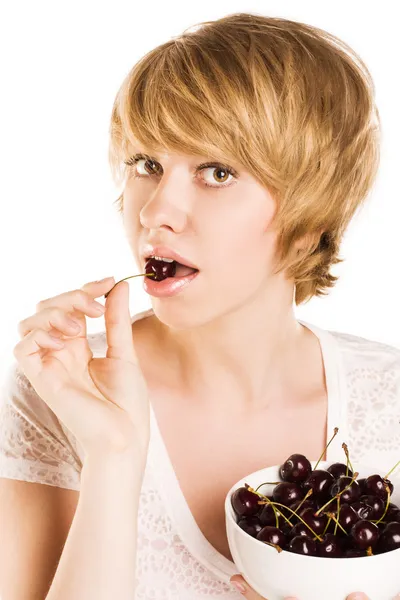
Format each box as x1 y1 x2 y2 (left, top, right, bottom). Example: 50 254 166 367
122 149 291 326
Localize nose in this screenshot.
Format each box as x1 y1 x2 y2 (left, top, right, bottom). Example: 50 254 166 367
139 170 189 232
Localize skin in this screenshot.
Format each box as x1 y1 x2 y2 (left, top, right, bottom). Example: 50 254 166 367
122 148 387 599
229 575 372 599
123 147 317 410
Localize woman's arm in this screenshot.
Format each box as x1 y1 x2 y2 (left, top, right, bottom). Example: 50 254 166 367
46 444 148 600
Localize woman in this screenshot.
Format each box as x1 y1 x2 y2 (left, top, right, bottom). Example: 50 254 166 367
1 11 399 600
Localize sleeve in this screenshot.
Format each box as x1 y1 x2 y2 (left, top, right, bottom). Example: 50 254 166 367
0 361 84 491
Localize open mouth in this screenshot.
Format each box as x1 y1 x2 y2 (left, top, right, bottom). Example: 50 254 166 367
145 257 199 281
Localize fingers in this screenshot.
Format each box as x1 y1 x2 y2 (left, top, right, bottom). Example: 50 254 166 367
17 278 114 342
230 575 299 600
346 594 370 600
103 279 137 364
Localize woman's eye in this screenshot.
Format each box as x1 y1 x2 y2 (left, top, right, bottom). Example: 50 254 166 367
201 166 234 187
127 155 237 188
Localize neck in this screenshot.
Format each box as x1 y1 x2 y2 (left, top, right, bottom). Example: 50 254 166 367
154 278 321 413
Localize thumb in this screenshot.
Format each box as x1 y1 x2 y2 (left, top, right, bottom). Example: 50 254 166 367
230 575 299 600
104 279 137 364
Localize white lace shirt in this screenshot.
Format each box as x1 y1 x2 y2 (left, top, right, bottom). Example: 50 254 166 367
1 308 400 599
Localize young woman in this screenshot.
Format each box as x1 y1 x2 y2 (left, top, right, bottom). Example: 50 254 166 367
1 11 399 600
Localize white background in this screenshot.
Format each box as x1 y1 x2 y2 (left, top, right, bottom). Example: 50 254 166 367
1 1 399 387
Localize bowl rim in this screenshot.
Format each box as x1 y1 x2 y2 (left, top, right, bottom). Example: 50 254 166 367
225 459 400 563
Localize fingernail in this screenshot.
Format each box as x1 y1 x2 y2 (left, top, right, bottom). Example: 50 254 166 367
347 594 369 600
231 581 246 594
96 276 114 284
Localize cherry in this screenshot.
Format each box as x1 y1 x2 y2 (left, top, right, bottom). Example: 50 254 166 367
359 495 385 520
317 533 343 558
335 504 360 533
376 522 400 554
237 516 263 538
231 487 261 517
343 548 368 558
279 454 312 483
299 507 328 535
351 501 374 521
327 462 354 479
386 504 400 523
330 476 360 503
364 474 392 500
290 522 313 538
350 520 380 550
357 478 368 495
303 470 335 500
288 535 317 556
258 500 281 527
257 526 287 549
145 257 177 281
272 482 303 506
290 499 315 514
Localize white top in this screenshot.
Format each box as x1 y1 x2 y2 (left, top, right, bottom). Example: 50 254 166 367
1 308 400 599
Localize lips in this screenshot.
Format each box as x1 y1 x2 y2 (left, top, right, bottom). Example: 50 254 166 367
142 245 199 270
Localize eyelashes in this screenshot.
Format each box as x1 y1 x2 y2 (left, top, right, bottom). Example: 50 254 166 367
124 153 238 189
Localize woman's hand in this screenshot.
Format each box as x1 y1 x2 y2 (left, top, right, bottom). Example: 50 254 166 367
230 575 375 599
13 277 150 458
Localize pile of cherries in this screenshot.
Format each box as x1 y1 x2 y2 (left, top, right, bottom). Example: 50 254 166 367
231 429 400 558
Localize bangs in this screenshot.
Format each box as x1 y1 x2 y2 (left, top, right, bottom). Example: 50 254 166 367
109 37 265 187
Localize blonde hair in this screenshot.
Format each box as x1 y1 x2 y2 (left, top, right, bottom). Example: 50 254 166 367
108 12 381 305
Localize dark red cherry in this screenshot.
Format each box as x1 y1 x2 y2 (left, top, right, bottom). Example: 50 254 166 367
350 519 380 550
145 258 177 282
327 462 354 479
290 522 314 539
258 499 280 527
317 533 343 558
386 504 400 522
357 478 368 496
256 525 286 549
359 495 385 520
376 522 400 554
272 482 303 506
343 548 368 558
350 501 374 521
299 507 328 535
237 515 264 538
330 476 360 503
303 470 335 500
335 504 360 533
364 474 391 500
231 487 261 517
290 499 315 514
288 535 317 556
279 454 312 483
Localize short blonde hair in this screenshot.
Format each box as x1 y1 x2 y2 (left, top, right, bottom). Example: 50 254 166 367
108 12 380 305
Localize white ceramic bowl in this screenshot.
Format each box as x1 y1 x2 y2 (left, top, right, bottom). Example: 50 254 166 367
225 460 400 600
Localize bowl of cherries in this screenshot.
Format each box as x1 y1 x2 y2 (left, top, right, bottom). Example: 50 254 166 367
225 429 400 600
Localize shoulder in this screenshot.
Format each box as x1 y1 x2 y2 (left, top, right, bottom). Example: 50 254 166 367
327 327 400 373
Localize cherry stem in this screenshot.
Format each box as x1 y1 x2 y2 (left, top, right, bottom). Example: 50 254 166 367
384 459 400 481
315 471 359 516
333 497 340 536
313 427 339 471
262 541 283 553
326 511 348 536
104 273 155 298
291 488 314 516
342 443 354 475
247 485 281 528
255 496 323 541
255 482 282 491
322 515 332 536
374 484 391 525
